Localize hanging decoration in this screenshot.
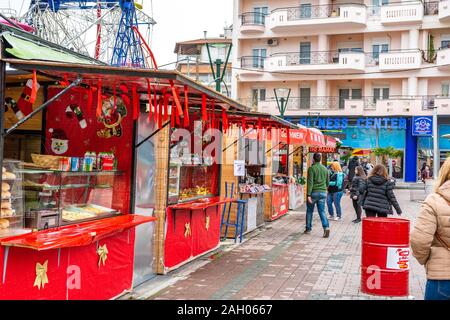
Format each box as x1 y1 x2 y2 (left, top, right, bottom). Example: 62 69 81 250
158 97 163 129
96 79 103 118
97 244 109 268
97 95 127 139
132 85 139 120
33 260 49 290
87 87 93 113
211 100 215 130
184 223 192 238
163 89 169 122
153 85 158 125
146 79 152 121
65 104 87 129
222 108 228 133
16 76 40 117
183 85 190 127
205 216 210 231
201 94 207 122
169 80 184 118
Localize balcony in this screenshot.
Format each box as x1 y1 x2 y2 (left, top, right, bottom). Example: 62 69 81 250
380 1 424 24
377 50 422 71
238 56 265 76
439 0 450 20
267 51 366 74
240 12 266 33
268 4 367 31
239 96 443 116
437 47 450 69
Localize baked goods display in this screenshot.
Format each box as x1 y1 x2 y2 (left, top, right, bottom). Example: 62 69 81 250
62 204 116 222
180 185 212 200
0 208 15 218
0 218 10 229
2 171 16 180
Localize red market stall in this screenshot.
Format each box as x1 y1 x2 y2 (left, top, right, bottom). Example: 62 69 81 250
0 24 252 296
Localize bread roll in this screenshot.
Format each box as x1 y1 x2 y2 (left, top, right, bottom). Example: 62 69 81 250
2 182 10 192
0 218 10 229
2 167 5 173
2 172 16 180
1 209 13 217
1 191 11 199
1 201 11 209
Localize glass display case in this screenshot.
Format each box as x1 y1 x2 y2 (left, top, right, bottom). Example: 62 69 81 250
1 159 27 237
168 120 219 205
21 169 123 229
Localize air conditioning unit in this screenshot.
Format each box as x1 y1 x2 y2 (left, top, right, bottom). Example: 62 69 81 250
267 39 279 46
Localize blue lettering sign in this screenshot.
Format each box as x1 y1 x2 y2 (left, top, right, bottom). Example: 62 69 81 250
382 118 389 129
365 118 373 129
341 118 348 129
334 118 341 129
317 118 325 129
356 118 364 128
299 118 307 127
412 116 433 136
399 118 407 129
326 118 334 129
391 118 398 129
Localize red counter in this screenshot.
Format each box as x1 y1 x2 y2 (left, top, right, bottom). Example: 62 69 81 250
269 183 289 221
0 215 156 300
164 197 234 271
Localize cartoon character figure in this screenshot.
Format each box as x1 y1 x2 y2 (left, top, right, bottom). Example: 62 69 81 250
97 96 128 138
48 128 69 155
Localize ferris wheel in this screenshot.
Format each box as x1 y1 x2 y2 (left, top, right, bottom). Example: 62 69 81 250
13 0 156 67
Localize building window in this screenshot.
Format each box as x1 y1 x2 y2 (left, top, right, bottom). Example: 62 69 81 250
252 88 266 105
300 88 311 109
300 4 312 19
254 7 268 24
339 88 362 109
252 48 266 68
442 83 450 97
299 42 311 65
373 87 389 103
372 44 389 60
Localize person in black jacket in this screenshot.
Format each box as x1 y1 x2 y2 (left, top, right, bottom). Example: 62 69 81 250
350 165 366 223
361 164 402 217
346 156 360 189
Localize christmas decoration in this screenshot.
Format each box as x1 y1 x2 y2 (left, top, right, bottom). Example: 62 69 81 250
97 96 127 139
33 260 49 290
65 104 87 129
17 78 40 116
4 97 24 120
184 223 192 238
49 128 69 155
97 244 108 268
205 216 210 231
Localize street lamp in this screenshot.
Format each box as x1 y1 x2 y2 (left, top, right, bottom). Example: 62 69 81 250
274 88 291 118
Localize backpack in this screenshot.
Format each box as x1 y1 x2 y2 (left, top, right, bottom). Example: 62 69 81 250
329 172 344 190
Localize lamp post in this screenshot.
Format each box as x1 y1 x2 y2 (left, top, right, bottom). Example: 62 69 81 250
274 88 291 118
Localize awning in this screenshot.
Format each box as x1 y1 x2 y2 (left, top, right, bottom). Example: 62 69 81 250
352 148 372 156
306 127 326 147
2 32 101 65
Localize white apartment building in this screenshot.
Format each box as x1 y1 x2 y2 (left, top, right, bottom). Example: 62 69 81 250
232 0 450 182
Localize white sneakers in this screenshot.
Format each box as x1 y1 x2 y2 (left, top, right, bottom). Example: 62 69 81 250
334 216 339 221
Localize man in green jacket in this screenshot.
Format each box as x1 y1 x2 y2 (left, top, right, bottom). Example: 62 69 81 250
305 153 330 238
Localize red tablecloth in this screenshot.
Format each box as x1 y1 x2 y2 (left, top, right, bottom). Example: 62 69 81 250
0 214 156 251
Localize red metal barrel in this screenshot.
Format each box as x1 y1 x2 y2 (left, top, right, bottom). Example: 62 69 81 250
361 217 410 296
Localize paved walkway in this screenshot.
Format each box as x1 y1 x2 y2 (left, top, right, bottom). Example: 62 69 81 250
148 189 426 300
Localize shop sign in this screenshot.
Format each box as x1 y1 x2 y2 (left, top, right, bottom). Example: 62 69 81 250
298 117 407 130
309 146 336 153
234 160 245 176
280 128 308 144
412 116 433 136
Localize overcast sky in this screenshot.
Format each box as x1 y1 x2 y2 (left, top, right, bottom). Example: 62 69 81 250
2 0 233 68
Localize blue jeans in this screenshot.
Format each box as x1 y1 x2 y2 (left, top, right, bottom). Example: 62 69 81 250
306 192 329 231
327 191 343 218
425 280 450 300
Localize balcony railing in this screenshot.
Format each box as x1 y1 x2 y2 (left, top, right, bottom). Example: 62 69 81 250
240 12 267 26
271 50 340 65
424 1 440 15
240 56 266 69
272 3 366 21
379 1 424 23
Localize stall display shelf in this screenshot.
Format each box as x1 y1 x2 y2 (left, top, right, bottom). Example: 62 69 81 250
0 214 157 250
16 169 123 176
168 196 235 210
178 194 215 204
0 228 32 238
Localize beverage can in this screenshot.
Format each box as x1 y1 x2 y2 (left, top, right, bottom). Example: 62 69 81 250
59 157 70 171
70 157 80 171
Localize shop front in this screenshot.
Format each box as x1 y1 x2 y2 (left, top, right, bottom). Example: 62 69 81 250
297 116 419 182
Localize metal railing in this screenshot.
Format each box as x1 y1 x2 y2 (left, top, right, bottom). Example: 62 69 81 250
240 56 266 69
272 50 340 65
424 1 439 15
240 12 267 26
365 49 424 66
271 3 366 21
237 95 450 112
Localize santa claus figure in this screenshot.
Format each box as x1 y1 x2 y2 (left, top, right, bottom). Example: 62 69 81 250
48 128 69 155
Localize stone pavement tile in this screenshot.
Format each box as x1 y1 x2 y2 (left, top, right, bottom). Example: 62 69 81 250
148 190 425 300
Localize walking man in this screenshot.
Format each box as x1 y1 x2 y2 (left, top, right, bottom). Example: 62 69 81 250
305 153 330 238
